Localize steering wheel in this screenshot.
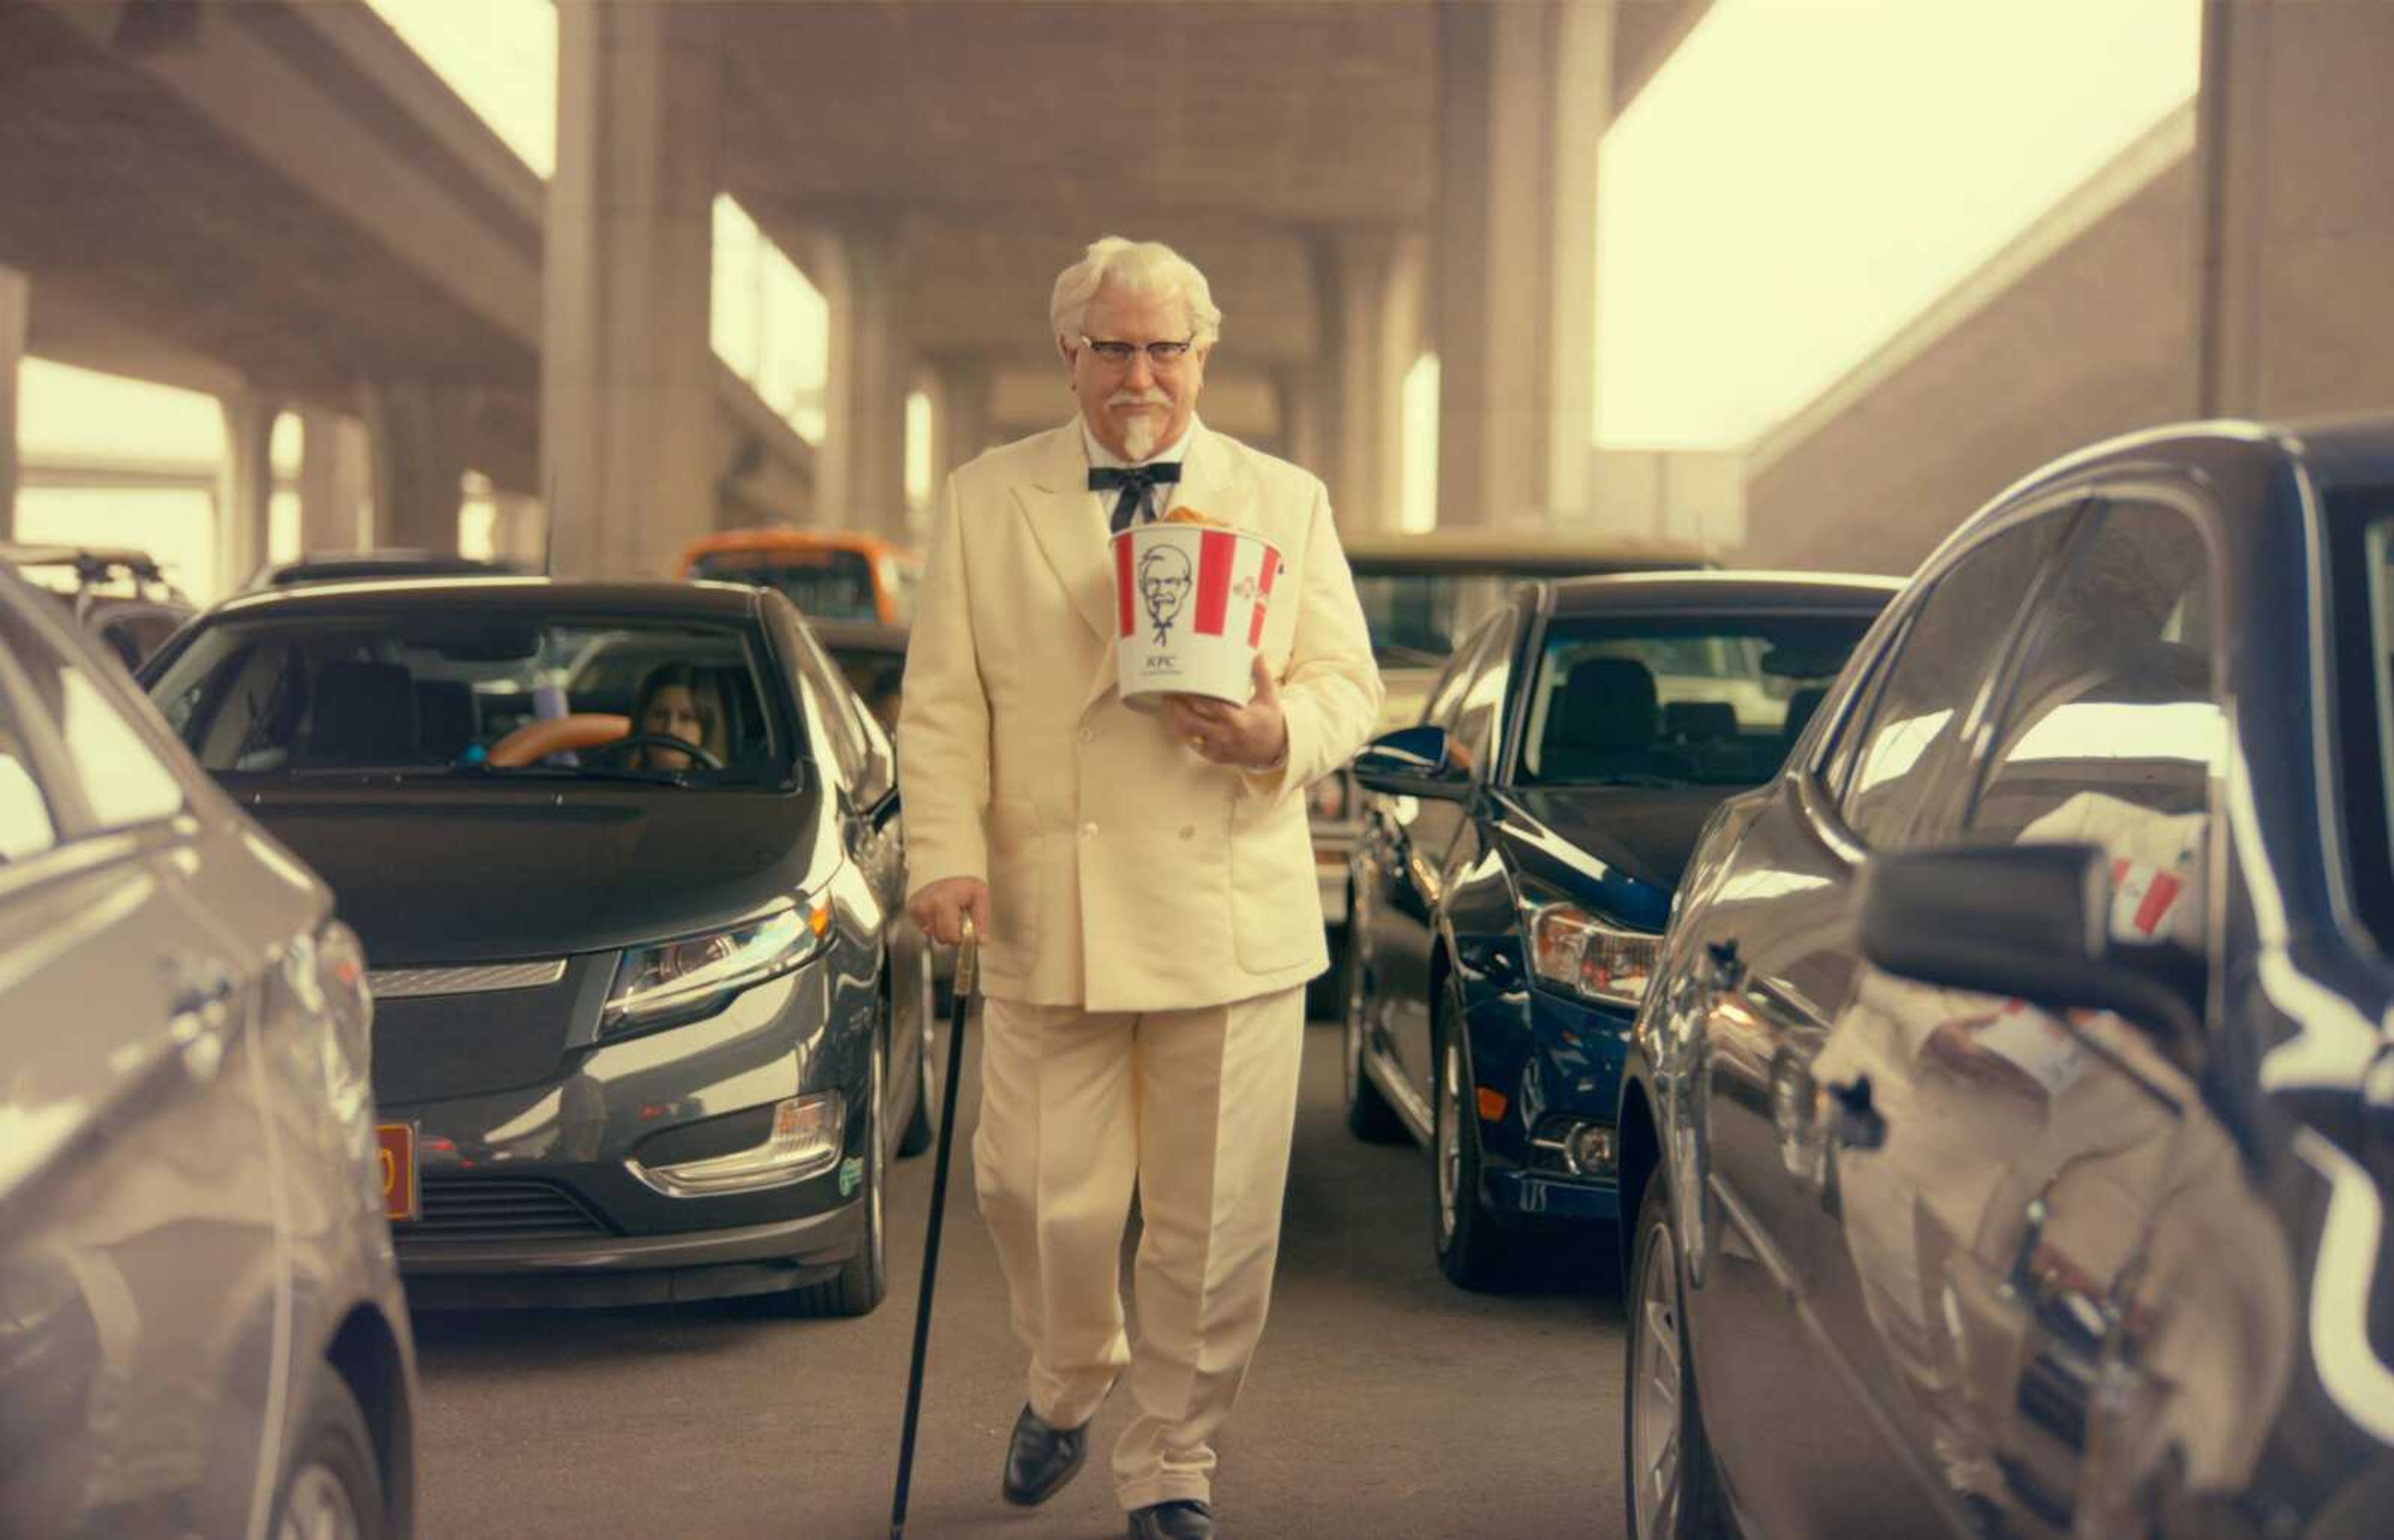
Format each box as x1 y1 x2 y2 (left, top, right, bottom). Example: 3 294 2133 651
590 732 724 771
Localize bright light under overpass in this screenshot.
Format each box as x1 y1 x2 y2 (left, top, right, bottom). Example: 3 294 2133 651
1594 0 2203 451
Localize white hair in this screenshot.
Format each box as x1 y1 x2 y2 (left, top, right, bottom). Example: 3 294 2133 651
1050 237 1223 347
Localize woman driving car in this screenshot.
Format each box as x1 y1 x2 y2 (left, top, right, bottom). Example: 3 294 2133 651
625 662 726 772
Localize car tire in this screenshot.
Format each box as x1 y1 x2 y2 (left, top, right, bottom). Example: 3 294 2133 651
896 963 938 1159
269 1368 387 1540
1341 931 1407 1144
1431 986 1516 1291
793 1034 888 1318
1624 1170 1728 1540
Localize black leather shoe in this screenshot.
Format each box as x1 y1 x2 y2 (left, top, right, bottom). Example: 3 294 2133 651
1128 1500 1214 1539
1001 1404 1087 1507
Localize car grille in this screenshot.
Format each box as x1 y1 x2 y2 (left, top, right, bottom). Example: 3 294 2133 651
402 1178 615 1244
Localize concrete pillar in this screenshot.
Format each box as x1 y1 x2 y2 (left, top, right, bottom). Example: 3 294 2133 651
217 393 276 594
1432 0 1612 527
2196 2 2394 420
1312 229 1425 531
1279 363 1332 483
297 409 370 554
362 380 468 552
0 266 24 543
817 222 912 539
544 0 722 578
930 354 994 487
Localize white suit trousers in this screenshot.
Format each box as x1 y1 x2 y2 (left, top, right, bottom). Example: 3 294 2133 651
971 986 1307 1511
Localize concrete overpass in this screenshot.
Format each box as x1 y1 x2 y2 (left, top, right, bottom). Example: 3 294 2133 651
1739 1 2394 575
0 0 1709 588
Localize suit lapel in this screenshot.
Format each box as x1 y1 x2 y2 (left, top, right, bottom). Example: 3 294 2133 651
1021 422 1117 647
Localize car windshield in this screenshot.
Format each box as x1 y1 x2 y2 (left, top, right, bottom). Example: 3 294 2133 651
1353 570 1539 668
147 611 797 787
1519 612 1876 788
691 548 879 622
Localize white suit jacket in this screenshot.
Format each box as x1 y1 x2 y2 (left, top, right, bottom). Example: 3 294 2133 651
898 418 1383 1011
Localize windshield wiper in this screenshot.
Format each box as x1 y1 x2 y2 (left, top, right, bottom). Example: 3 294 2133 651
1542 773 1692 789
472 763 690 786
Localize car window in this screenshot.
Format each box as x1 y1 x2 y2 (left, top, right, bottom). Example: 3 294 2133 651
0 688 59 862
0 605 184 833
1422 621 1494 734
1965 499 2220 852
147 612 796 786
784 619 868 792
1451 616 1516 775
1522 612 1878 787
1836 512 2072 849
693 547 881 623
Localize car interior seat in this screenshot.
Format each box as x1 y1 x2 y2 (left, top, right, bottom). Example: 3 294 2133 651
414 680 477 762
299 660 419 768
1540 657 1672 781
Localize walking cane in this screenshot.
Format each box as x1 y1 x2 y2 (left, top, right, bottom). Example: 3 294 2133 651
890 914 976 1540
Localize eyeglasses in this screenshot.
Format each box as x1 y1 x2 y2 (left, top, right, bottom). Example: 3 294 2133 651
1080 335 1196 370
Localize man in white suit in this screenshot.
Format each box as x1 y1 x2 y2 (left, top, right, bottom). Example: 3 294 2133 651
900 237 1382 1540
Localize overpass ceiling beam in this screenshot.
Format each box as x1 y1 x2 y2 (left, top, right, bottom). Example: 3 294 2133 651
34 0 542 350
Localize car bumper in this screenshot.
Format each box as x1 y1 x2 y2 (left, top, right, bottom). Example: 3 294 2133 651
382 963 872 1304
1463 979 1633 1228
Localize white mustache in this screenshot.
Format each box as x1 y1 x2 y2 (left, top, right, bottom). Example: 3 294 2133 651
1107 390 1171 409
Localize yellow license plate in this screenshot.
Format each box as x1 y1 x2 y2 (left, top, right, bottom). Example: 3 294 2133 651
377 1124 418 1222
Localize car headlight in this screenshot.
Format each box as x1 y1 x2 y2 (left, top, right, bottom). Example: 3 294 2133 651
1528 903 1661 1009
604 901 832 1035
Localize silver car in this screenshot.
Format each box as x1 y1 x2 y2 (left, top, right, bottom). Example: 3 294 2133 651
0 566 416 1539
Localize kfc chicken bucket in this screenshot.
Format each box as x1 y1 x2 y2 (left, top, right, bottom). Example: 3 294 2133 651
1111 516 1282 706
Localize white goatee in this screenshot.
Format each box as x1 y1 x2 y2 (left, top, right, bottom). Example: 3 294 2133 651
1122 417 1160 463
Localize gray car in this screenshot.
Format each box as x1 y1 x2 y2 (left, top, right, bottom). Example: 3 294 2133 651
0 567 416 1539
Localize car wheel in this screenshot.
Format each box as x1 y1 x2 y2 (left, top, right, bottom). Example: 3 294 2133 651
1431 988 1515 1291
1625 1171 1728 1539
896 960 938 1158
794 1034 888 1317
271 1369 386 1540
1341 931 1406 1144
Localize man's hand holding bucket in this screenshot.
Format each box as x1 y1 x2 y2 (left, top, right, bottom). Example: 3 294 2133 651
1163 654 1287 769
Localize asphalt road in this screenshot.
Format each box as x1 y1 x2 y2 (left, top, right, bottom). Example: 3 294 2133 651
411 1016 1630 1539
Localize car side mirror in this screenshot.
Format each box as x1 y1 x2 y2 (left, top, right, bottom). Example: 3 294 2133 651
1857 842 2203 1049
1352 725 1468 801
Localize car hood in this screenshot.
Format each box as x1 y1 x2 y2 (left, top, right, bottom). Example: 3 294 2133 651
1494 785 1741 900
239 785 827 965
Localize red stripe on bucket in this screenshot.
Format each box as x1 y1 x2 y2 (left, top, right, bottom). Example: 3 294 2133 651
1194 529 1234 637
2132 871 2183 936
1249 549 1280 646
1115 534 1136 638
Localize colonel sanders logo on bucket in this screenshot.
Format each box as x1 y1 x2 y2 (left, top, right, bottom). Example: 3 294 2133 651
1111 517 1281 706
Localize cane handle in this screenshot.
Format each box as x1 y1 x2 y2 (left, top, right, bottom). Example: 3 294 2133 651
956 913 979 996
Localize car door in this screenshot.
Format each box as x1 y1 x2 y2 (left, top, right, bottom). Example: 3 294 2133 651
1681 503 2082 1535
779 605 918 1125
1815 492 2268 1538
0 589 287 1540
1378 615 1509 1112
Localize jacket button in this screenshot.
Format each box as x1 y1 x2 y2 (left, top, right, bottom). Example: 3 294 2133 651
1079 727 1094 743
1178 825 1195 839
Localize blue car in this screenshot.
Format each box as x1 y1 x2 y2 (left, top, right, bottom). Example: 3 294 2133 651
1340 571 1898 1288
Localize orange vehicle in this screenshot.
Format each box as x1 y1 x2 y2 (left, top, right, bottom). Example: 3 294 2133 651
678 528 924 625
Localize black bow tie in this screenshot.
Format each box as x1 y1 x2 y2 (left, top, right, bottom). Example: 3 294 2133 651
1090 462 1183 534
